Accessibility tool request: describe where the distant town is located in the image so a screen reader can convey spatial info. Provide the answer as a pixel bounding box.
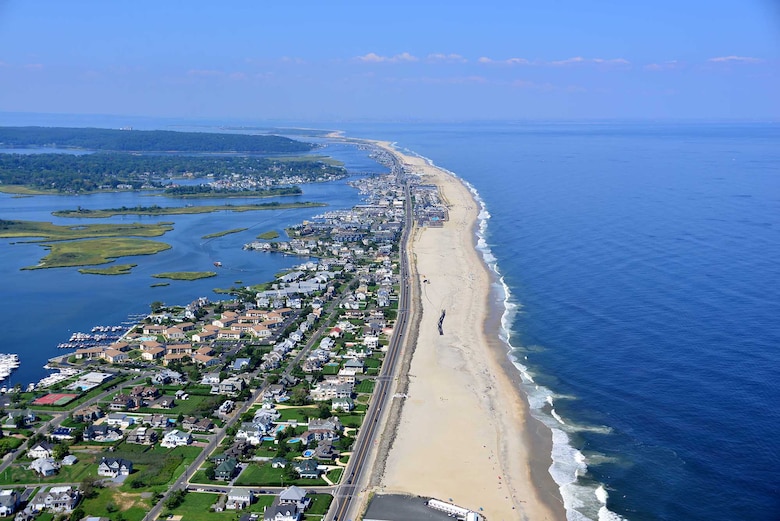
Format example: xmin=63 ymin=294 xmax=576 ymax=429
xmin=0 ymin=143 xmax=456 ymax=521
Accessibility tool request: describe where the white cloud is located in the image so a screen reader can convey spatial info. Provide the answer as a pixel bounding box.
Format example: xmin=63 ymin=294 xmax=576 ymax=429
xmin=550 ymin=57 xmax=630 ymax=67
xmin=708 ymin=55 xmax=763 ymax=64
xmin=427 ymin=53 xmax=467 ymax=63
xmin=644 ymin=60 xmax=683 ymax=72
xmin=478 ymin=56 xmax=531 ymax=65
xmin=23 ymin=63 xmax=44 ymax=70
xmin=355 ymin=52 xmax=419 ymax=63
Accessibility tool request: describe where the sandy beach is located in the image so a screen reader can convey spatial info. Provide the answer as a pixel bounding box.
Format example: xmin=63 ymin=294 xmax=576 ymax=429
xmin=374 ymin=142 xmax=566 ymax=521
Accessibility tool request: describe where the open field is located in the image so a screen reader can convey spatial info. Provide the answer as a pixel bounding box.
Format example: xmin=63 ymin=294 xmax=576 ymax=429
xmin=79 ymin=263 xmax=137 ymax=275
xmin=152 ymin=271 xmax=217 ymax=281
xmin=24 ymin=238 xmax=171 ymax=269
xmin=202 ymin=228 xmax=248 ymax=239
xmin=0 ymin=219 xmax=173 ymax=240
xmin=256 ymin=230 xmax=280 ymax=240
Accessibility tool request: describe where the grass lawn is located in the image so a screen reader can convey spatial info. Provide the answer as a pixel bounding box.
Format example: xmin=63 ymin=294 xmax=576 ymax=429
xmin=163 ymin=492 xmax=276 ymax=521
xmin=233 ymin=463 xmax=327 ymax=487
xmin=79 ymin=486 xmax=150 ymax=521
xmin=354 ymin=380 xmax=375 ymax=394
xmin=135 ymin=393 xmax=220 ymax=415
xmin=277 ymin=405 xmax=317 ymax=422
xmin=0 ymin=461 xmax=98 ymax=485
xmin=306 ymin=493 xmax=334 ymax=517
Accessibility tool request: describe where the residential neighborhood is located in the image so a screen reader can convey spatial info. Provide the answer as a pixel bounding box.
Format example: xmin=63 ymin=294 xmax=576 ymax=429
xmin=0 ymin=153 xmax=439 ymax=521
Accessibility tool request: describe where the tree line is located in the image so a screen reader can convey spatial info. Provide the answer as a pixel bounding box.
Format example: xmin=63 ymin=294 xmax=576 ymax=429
xmin=0 ymin=126 xmax=315 ymax=153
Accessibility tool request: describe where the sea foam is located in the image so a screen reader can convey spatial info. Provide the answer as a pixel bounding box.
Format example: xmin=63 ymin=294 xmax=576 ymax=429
xmin=402 ymin=146 xmax=626 ymax=521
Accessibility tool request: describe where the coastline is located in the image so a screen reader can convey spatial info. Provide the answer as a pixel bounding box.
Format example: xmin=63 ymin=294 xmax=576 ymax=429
xmin=373 ymin=141 xmax=565 ymax=520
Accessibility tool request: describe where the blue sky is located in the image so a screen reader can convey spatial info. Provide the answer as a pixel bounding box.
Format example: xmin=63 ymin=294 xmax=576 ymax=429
xmin=0 ymin=1 xmax=778 ymax=120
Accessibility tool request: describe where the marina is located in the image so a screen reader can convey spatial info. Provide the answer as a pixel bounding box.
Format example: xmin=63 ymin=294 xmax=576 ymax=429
xmin=0 ymin=354 xmax=20 ymax=384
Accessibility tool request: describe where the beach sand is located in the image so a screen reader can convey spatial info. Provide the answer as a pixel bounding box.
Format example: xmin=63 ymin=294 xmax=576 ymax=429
xmin=374 ymin=142 xmax=566 ymax=521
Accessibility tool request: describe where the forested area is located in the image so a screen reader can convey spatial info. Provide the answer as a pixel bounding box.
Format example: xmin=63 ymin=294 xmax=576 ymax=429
xmin=0 ymin=153 xmax=346 ymax=193
xmin=0 ymin=126 xmax=315 ymax=153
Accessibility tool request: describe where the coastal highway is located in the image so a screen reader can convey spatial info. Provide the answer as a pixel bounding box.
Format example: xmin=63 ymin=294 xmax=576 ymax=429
xmin=327 ymin=175 xmax=415 ymax=521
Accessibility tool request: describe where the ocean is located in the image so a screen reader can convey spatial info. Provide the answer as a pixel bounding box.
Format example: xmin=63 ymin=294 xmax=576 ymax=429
xmin=337 ymin=121 xmax=780 ymax=521
xmin=2 ymin=115 xmax=778 ymax=520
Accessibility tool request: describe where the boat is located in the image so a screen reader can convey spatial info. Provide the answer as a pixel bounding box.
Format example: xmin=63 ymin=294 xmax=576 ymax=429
xmin=214 ymin=261 xmax=222 ymax=267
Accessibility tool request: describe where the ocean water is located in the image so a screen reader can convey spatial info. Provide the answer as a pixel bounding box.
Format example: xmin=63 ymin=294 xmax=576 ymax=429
xmin=337 ymin=121 xmax=779 ymax=521
xmin=2 ymin=115 xmax=778 ymax=520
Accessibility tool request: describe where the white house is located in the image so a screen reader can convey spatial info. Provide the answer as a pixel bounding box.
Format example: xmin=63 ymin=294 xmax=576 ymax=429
xmin=27 ymin=441 xmax=54 ymax=460
xmin=161 ymin=429 xmax=192 ymax=448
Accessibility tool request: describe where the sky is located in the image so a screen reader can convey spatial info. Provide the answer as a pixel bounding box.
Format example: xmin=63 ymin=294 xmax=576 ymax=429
xmin=0 ymin=0 xmax=778 ymax=121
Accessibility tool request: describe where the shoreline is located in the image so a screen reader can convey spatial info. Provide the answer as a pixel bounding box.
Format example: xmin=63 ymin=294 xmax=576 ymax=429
xmin=372 ymin=140 xmax=565 ymax=520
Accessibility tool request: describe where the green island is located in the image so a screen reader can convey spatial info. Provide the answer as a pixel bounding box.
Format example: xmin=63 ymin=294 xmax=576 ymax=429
xmin=24 ymin=238 xmax=171 ymax=269
xmin=78 ymin=263 xmax=137 ymax=275
xmin=52 ymin=202 xmax=325 ymax=218
xmin=202 ymin=228 xmax=248 ymax=239
xmin=256 ymin=230 xmax=280 ymax=239
xmin=152 ymin=271 xmax=217 ymax=281
xmin=0 ymin=219 xmax=173 ymax=240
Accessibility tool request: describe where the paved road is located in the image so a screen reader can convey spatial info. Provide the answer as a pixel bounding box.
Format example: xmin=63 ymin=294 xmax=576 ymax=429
xmin=328 ymin=173 xmax=416 ymax=521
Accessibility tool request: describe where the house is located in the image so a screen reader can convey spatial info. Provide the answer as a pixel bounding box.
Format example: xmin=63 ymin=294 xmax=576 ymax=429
xmin=30 ymin=458 xmax=59 ymax=477
xmin=141 ymin=346 xmax=165 ymax=361
xmin=226 ymin=488 xmax=253 ymax=510
xmin=313 ymin=440 xmax=340 ymax=460
xmin=161 ymin=429 xmax=192 ymax=448
xmin=263 ymin=504 xmax=300 ymax=521
xmin=163 ymin=352 xmax=191 ymax=366
xmin=109 ymin=394 xmax=137 ymax=411
xmin=278 ymin=486 xmax=311 ymax=510
xmin=192 ymin=331 xmax=216 ymax=343
xmin=270 ymin=457 xmax=288 ymax=469
xmin=0 ymin=490 xmax=19 ymax=517
xmin=331 ymin=397 xmax=354 ymax=412
xmin=293 ymin=459 xmax=320 ymax=479
xmin=214 ymin=457 xmax=238 ymax=481
xmin=343 ymin=358 xmax=365 ymax=373
xmin=61 ymin=455 xmax=78 ymax=466
xmin=103 ymin=349 xmax=128 ymax=364
xmin=126 ymin=426 xmax=158 ymax=445
xmin=219 ymin=377 xmax=245 ymax=395
xmin=308 ymin=417 xmax=343 ymax=433
xmin=147 ymin=414 xmax=172 ymax=428
xmin=83 ymin=424 xmax=122 ymax=442
xmin=232 ymin=358 xmax=251 ymax=371
xmin=152 ymin=369 xmax=184 ymax=385
xmin=192 ymin=353 xmax=219 ymax=367
xmin=27 ymin=441 xmax=54 ymax=460
xmin=49 ymin=427 xmax=75 ymax=441
xmin=72 ymin=404 xmax=103 ymax=422
xmin=106 ymin=413 xmax=135 ymax=429
xmin=97 ymin=457 xmax=133 ymax=477
xmin=32 ymin=486 xmax=80 ymax=513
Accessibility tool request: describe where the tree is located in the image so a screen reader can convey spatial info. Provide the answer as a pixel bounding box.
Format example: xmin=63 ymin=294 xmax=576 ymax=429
xmin=150 ymin=301 xmax=164 ymax=313
xmin=205 ymin=465 xmax=216 ymax=481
